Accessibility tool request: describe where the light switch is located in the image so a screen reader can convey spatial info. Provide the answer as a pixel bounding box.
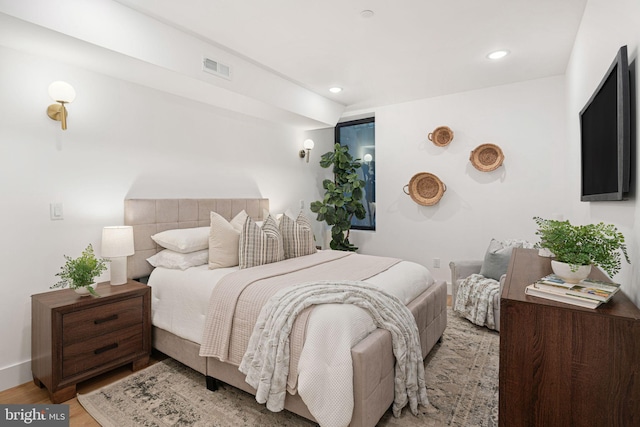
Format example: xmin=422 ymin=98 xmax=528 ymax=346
xmin=50 ymin=203 xmax=63 ymax=220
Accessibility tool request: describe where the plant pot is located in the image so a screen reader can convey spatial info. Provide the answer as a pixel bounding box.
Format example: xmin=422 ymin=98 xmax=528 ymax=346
xmin=551 ymin=260 xmax=591 ymax=284
xmin=73 ymin=283 xmax=95 ymax=297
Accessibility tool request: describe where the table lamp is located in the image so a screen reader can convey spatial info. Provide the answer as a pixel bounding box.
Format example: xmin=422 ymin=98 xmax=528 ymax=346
xmin=101 ymin=226 xmax=135 ymax=285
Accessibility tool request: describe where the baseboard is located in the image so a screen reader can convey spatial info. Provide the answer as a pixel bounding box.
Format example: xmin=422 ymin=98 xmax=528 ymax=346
xmin=0 ymin=360 xmax=31 ymax=392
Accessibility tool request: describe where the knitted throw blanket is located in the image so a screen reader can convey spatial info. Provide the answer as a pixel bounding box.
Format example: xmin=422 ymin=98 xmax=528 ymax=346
xmin=453 ymin=273 xmax=499 ymax=330
xmin=238 ymin=280 xmax=428 ymax=418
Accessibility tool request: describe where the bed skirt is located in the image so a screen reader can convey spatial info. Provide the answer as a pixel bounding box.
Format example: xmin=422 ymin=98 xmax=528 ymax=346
xmin=152 ymin=279 xmax=447 ymax=427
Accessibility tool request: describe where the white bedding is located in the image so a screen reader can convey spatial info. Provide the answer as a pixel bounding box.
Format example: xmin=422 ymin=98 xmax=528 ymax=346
xmin=148 ymin=257 xmax=434 ymax=427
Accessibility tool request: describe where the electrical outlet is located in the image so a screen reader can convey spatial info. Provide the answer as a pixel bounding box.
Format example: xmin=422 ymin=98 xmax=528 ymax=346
xmin=433 ymin=258 xmax=441 ymax=268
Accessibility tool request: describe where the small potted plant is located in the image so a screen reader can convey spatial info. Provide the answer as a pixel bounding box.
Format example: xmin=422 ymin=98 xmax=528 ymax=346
xmin=533 ymin=217 xmax=630 ymax=282
xmin=51 ymin=244 xmax=108 ymax=296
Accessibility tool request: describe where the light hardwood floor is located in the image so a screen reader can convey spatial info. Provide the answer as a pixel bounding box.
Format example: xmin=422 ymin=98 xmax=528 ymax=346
xmin=0 ymin=296 xmax=452 ymax=425
xmin=0 ymin=352 xmax=166 ymax=426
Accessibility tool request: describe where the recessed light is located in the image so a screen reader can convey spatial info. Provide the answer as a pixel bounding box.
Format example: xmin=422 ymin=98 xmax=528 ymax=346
xmin=487 ymin=50 xmax=510 ymax=60
xmin=329 ymin=87 xmax=343 ymax=94
xmin=360 ymin=10 xmax=374 ymax=18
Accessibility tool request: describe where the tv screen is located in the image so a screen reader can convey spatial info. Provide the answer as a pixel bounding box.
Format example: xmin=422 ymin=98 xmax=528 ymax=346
xmin=580 ymin=45 xmax=630 ymax=201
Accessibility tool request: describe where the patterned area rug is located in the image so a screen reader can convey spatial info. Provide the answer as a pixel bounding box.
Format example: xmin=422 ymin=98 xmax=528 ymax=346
xmin=78 ymin=309 xmax=498 ymax=426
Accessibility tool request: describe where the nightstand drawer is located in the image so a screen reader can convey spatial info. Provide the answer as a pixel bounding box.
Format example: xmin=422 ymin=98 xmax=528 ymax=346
xmin=62 ymin=297 xmax=143 ymax=345
xmin=62 ymin=324 xmax=143 ymax=378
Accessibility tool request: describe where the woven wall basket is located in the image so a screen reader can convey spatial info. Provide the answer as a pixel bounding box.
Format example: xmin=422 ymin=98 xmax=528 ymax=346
xmin=403 ymin=172 xmax=446 ymax=206
xmin=470 ymin=143 xmax=504 ymax=172
xmin=428 ymin=126 xmax=454 ymax=147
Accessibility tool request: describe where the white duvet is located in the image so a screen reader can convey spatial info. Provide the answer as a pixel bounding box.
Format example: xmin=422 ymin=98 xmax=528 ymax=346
xmin=148 ymin=259 xmax=433 ymax=427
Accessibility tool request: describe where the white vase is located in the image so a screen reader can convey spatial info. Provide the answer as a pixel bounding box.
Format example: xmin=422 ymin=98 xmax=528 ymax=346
xmin=73 ymin=283 xmax=95 ymax=296
xmin=551 ymin=260 xmax=591 ymax=283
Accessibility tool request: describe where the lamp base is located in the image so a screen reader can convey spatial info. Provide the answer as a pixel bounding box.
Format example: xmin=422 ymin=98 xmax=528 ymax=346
xmin=109 ymin=257 xmax=128 ymax=285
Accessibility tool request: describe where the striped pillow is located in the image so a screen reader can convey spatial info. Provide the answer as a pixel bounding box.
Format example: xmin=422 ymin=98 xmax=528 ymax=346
xmin=239 ymin=215 xmax=285 ymax=269
xmin=280 ymin=212 xmax=317 ymax=259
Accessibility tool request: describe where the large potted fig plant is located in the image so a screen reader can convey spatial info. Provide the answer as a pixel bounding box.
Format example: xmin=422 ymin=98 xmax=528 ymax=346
xmin=533 ymin=217 xmax=629 ymax=282
xmin=311 ymin=143 xmax=366 ymax=251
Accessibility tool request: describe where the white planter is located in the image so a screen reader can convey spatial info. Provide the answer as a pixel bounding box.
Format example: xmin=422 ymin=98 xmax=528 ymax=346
xmin=73 ymin=283 xmax=96 ymax=296
xmin=551 ymin=260 xmax=591 ymax=283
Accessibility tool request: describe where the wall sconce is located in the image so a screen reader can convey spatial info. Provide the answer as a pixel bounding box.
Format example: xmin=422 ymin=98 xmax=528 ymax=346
xmin=46 ymin=81 xmax=76 ymax=130
xmin=299 ymin=139 xmax=315 ymax=163
xmin=101 ymin=226 xmax=135 ymax=285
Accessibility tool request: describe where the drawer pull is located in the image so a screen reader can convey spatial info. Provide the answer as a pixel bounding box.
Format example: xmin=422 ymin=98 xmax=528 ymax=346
xmin=94 ymin=343 xmax=118 ymax=354
xmin=94 ymin=314 xmax=118 ymax=325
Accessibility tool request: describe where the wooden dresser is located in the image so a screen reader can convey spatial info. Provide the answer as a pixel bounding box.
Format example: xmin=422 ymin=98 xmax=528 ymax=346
xmin=499 ymin=248 xmax=640 ymax=426
xmin=31 ymin=280 xmax=151 ymax=403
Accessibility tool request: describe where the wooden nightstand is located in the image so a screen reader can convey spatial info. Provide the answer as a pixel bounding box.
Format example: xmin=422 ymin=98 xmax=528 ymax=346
xmin=31 ymin=280 xmax=151 ymax=403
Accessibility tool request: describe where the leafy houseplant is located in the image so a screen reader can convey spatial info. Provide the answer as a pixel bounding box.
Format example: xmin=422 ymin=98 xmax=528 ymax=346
xmin=51 ymin=244 xmax=108 ymax=296
xmin=310 ymin=143 xmax=367 ymax=251
xmin=533 ymin=217 xmax=630 ymax=278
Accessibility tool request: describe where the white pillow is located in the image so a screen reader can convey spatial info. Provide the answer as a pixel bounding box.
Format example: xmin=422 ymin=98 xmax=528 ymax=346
xmin=151 ymin=227 xmax=210 ymax=253
xmin=147 ymin=249 xmax=209 ymax=270
xmin=208 ymin=210 xmax=247 ymax=269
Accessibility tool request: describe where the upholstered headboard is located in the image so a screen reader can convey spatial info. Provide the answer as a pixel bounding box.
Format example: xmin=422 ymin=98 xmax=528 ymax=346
xmin=124 ymin=198 xmax=269 ymax=279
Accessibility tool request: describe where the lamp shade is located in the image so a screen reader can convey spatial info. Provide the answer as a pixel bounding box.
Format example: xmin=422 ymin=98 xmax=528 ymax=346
xmin=48 ymin=81 xmax=76 ymax=103
xmin=101 ymin=226 xmax=134 ymax=258
xmin=303 ymin=139 xmax=315 ymax=150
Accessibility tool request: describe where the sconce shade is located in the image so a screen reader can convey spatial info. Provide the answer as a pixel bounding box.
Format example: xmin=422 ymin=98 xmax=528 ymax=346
xmin=48 ymin=81 xmax=76 ymax=103
xmin=300 ymin=139 xmax=315 ymax=163
xmin=101 ymin=226 xmax=135 ymax=258
xmin=47 ymin=81 xmax=75 ymax=130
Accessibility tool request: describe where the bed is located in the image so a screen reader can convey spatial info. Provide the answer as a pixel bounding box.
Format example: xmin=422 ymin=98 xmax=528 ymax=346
xmin=124 ymin=198 xmax=447 ymax=427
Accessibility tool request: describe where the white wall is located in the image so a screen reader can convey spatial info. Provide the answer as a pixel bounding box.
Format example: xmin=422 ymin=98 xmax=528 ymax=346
xmin=0 ymin=1 xmax=345 ymax=128
xmin=565 ymin=0 xmax=640 ymax=305
xmin=312 ymin=77 xmax=569 ymax=284
xmin=0 ymin=45 xmax=323 ymax=391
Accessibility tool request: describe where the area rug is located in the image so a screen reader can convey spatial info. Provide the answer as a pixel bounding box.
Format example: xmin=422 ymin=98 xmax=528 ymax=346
xmin=78 ymin=309 xmax=498 ymax=426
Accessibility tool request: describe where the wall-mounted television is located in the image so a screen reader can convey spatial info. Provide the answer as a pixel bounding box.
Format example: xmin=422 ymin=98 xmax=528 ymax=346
xmin=580 ymin=45 xmax=631 ymax=201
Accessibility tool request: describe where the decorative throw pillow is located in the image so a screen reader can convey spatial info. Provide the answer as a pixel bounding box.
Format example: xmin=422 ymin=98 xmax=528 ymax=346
xmin=239 ymin=215 xmax=285 ymax=269
xmin=280 ymin=211 xmax=316 ymax=259
xmin=151 ymin=226 xmax=210 ymax=253
xmin=479 ymin=238 xmax=533 ymax=281
xmin=208 ymin=210 xmax=247 ymax=269
xmin=147 ymin=249 xmax=209 ymax=270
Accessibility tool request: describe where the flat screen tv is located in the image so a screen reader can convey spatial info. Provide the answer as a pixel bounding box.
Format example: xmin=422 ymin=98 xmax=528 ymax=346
xmin=580 ymin=45 xmax=631 ymax=201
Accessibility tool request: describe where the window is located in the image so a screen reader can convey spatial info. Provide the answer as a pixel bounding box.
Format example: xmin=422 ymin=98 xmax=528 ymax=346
xmin=335 ymin=117 xmax=376 ymax=230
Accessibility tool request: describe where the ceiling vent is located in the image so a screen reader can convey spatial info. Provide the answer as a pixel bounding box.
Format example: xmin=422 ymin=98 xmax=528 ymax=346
xmin=202 ymin=57 xmax=231 ymax=80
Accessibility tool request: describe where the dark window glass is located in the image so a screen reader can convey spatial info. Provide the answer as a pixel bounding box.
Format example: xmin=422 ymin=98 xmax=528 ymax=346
xmin=335 ymin=118 xmax=376 ymax=230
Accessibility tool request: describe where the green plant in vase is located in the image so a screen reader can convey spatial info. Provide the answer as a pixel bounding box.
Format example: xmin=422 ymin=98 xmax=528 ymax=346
xmin=51 ymin=244 xmax=108 ymax=296
xmin=311 ymin=143 xmax=367 ymax=251
xmin=533 ymin=216 xmax=629 ymax=280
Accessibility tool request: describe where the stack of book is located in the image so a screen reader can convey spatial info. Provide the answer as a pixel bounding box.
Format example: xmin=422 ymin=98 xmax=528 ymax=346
xmin=525 ymin=274 xmax=620 ymax=309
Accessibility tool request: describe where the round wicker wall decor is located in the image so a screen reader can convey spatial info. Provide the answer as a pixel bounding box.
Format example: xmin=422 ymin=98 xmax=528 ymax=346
xmin=428 ymin=126 xmax=454 ymax=147
xmin=403 ymin=172 xmax=446 ymax=206
xmin=470 ymin=143 xmax=504 ymax=172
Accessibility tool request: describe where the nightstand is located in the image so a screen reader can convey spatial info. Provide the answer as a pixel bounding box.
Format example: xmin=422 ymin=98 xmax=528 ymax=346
xmin=31 ymin=280 xmax=151 ymax=403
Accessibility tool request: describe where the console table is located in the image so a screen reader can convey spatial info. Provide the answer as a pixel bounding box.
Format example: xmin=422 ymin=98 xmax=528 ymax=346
xmin=499 ymin=248 xmax=640 ymax=427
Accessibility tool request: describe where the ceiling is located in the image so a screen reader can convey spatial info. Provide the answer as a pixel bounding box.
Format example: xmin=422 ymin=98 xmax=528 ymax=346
xmin=114 ymin=0 xmax=587 ymax=112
